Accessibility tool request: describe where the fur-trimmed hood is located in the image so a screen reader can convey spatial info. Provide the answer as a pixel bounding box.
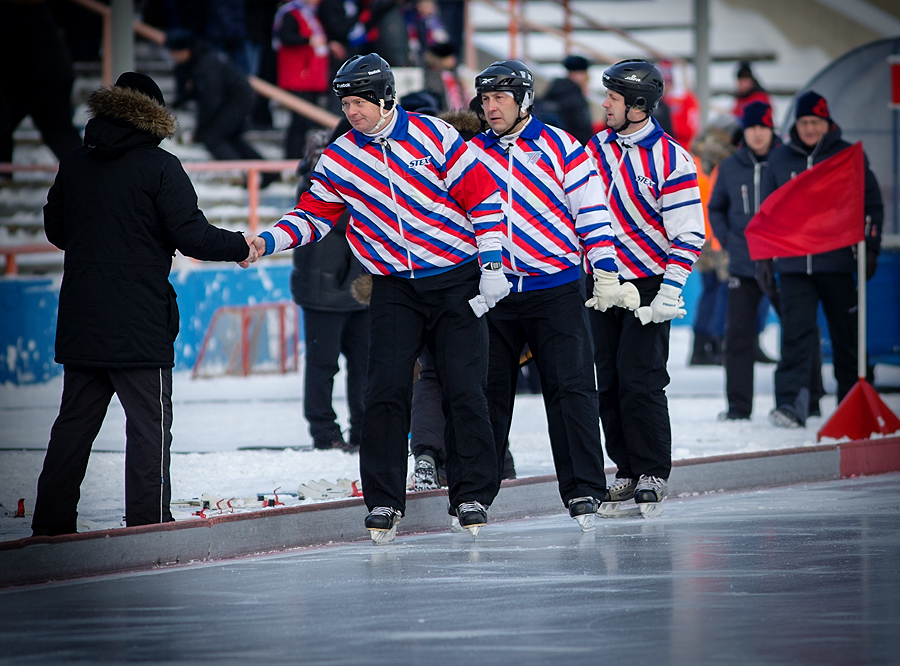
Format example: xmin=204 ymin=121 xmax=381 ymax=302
xmin=86 ymin=85 xmax=177 ymax=141
xmin=439 ymin=109 xmax=485 ymax=141
xmin=82 ymin=85 xmax=177 ymax=160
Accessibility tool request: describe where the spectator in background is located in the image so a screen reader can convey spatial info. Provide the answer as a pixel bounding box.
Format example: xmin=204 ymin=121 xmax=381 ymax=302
xmin=422 ymin=42 xmax=466 ymax=111
xmin=318 ymin=0 xmax=356 ymax=114
xmin=166 ymin=29 xmax=278 ymax=188
xmin=656 ymin=59 xmax=700 ymax=148
xmin=732 ymin=61 xmax=770 ymax=121
xmin=0 ymin=1 xmax=82 ymax=168
xmin=291 ymin=123 xmax=368 ymax=453
xmin=405 ymin=0 xmax=450 ymax=66
xmin=764 ymin=91 xmax=882 ymax=428
xmin=348 ymin=0 xmax=410 ymax=66
xmin=32 ymin=73 xmax=253 ymax=537
xmin=274 ymin=0 xmax=332 ymax=159
xmin=202 ymin=0 xmax=249 ymax=73
xmin=708 ymin=101 xmax=781 ymax=420
xmin=245 ymin=0 xmax=280 ymax=129
xmin=536 ymin=55 xmax=593 ymax=145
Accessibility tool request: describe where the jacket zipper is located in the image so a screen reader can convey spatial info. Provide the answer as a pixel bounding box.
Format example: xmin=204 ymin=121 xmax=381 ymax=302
xmin=741 ymin=184 xmax=749 ymax=215
xmin=505 ymin=142 xmax=517 ymax=274
xmin=380 ymin=138 xmax=413 ymax=276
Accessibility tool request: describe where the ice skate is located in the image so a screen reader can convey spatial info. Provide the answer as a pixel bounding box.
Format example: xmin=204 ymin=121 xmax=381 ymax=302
xmin=634 ymin=475 xmax=668 ymax=519
xmin=455 ymin=501 xmax=487 ymax=539
xmin=364 ymin=507 xmax=401 ymax=545
xmin=597 ymin=477 xmax=641 ymax=518
xmin=412 ymin=454 xmax=440 ymax=491
xmin=567 ymin=497 xmax=599 ymax=532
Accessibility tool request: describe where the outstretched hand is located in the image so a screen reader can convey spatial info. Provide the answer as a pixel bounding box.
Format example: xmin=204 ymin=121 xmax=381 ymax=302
xmin=238 ymin=236 xmax=262 ymax=269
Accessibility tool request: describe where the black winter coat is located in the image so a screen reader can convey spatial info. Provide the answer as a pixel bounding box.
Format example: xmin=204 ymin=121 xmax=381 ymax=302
xmin=708 ymin=140 xmax=780 ymax=279
xmin=44 ymin=84 xmax=250 ymax=368
xmin=762 ymin=123 xmax=883 ymax=275
xmin=537 ymin=77 xmax=593 ymax=146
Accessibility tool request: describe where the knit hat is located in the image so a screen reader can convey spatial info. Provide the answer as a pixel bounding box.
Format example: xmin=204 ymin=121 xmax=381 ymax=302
xmin=563 ymin=55 xmax=590 ymax=72
xmin=742 ymin=101 xmax=773 ymax=129
xmin=736 ymin=60 xmax=753 ymax=80
xmin=114 ymin=72 xmax=165 ymax=107
xmin=795 ymin=90 xmax=831 ymax=123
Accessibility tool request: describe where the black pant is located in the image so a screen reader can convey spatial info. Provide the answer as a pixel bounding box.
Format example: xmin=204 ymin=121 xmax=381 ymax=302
xmin=775 ymin=272 xmax=859 ymax=423
xmin=723 ymin=276 xmax=763 ymax=418
xmin=360 ymin=260 xmax=499 ymax=514
xmin=32 ymin=366 xmax=174 ymax=534
xmin=589 ymin=275 xmax=672 ymax=480
xmin=410 ymin=346 xmax=516 ymax=480
xmin=486 ymin=278 xmax=606 ymax=504
xmin=302 ymin=308 xmax=369 ymax=447
xmin=196 ymin=90 xmax=263 ymax=163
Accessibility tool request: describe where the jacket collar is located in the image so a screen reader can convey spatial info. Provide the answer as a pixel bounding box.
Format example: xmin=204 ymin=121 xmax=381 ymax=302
xmin=350 ymin=106 xmax=409 ymax=147
xmin=480 ymin=114 xmax=542 ymax=149
xmin=603 ymin=116 xmax=664 ymax=148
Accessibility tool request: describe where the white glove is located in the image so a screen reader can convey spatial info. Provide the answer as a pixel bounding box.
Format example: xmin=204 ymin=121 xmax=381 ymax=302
xmin=479 ymin=264 xmax=510 ymax=308
xmin=584 ymin=270 xmax=623 ymax=311
xmin=617 ymin=282 xmax=640 ymax=309
xmin=468 ymin=295 xmax=489 ymax=317
xmin=647 ymin=283 xmax=686 ymax=324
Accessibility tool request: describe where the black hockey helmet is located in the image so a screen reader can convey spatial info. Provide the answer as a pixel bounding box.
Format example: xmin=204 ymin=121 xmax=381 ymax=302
xmin=332 ymin=53 xmax=395 ymax=109
xmin=475 ymin=60 xmax=535 ymax=110
xmin=602 ymin=59 xmax=664 ymax=112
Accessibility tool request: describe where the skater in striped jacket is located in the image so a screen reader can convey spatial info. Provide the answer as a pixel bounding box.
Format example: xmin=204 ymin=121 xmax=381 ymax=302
xmin=585 ymin=59 xmax=705 ymax=518
xmin=249 ymin=54 xmax=507 ymax=542
xmin=469 ymin=60 xmax=635 ymax=532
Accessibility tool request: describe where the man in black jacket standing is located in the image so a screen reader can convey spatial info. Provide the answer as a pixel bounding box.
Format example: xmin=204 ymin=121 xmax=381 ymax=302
xmin=764 ymin=91 xmax=883 ymax=429
xmin=538 ymin=55 xmax=593 ymax=145
xmin=32 ymin=73 xmax=253 ymax=537
xmin=709 ymin=101 xmax=779 ymax=421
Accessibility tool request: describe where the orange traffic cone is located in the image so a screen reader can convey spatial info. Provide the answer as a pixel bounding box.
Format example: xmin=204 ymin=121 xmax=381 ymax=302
xmin=817 ymin=379 xmax=900 ymax=442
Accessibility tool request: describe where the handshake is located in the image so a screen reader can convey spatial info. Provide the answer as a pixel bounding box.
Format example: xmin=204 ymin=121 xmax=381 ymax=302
xmin=238 ymin=235 xmax=267 ymax=269
xmin=585 ymin=271 xmax=686 ymax=325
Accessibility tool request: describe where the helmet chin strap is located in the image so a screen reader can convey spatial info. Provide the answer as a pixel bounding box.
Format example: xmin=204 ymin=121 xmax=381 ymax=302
xmin=371 ymin=99 xmax=391 ymax=133
xmin=612 ymin=105 xmax=649 ymax=136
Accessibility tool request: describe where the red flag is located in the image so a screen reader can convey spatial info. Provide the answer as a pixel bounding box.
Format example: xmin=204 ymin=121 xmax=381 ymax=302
xmin=745 ymin=142 xmax=865 ymax=260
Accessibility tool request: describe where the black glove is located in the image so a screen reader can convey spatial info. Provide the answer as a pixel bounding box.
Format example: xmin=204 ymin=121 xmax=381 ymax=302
xmin=755 ymin=259 xmax=780 ymax=314
xmin=866 ymin=249 xmax=878 ymax=281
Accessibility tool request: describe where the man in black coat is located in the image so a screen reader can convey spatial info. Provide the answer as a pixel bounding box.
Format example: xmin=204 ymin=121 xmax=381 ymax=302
xmin=709 ymin=101 xmax=781 ymax=421
xmin=32 ymin=73 xmax=253 ymax=537
xmin=763 ymin=91 xmax=883 ymax=429
xmin=536 ymin=55 xmax=593 ymax=145
xmin=166 ymin=29 xmax=276 ymax=186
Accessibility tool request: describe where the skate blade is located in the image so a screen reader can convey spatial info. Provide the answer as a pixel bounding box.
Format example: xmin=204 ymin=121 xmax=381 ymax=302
xmin=450 ymin=517 xmax=464 ymax=533
xmin=637 ymin=501 xmax=664 ymax=519
xmin=465 ymin=524 xmax=483 ymax=539
xmin=574 ymin=513 xmax=596 ymax=532
xmin=368 ymin=525 xmax=398 ymax=545
xmin=597 ymin=501 xmax=642 ymax=518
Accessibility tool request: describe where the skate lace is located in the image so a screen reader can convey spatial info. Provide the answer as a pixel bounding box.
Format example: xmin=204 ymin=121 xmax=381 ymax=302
xmin=414 ymin=459 xmax=437 ymax=481
xmin=456 ymin=501 xmax=486 ymax=515
xmin=638 ymin=475 xmax=665 ymax=490
xmin=609 ymin=478 xmax=636 ymax=493
xmin=370 ymin=506 xmax=399 ymax=519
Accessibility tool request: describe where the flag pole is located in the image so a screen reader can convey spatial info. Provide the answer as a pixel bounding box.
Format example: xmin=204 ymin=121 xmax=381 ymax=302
xmin=858 ymin=239 xmax=865 ymax=381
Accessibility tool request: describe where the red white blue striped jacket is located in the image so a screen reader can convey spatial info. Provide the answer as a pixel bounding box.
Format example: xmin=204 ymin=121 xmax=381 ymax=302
xmin=259 ymin=107 xmax=504 ymax=277
xmin=469 ymin=117 xmax=617 ymax=292
xmin=586 ymin=118 xmax=704 ymax=288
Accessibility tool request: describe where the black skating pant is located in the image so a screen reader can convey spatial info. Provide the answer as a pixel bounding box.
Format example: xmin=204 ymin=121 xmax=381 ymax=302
xmin=32 ymin=366 xmax=174 ymax=535
xmin=486 ymin=277 xmax=606 ymax=505
xmin=360 ymin=260 xmax=499 ymax=514
xmin=723 ymin=276 xmax=763 ymax=418
xmin=302 ymin=307 xmax=369 ymax=447
xmin=775 ymin=272 xmax=860 ymax=424
xmin=589 ymin=275 xmax=672 ymax=480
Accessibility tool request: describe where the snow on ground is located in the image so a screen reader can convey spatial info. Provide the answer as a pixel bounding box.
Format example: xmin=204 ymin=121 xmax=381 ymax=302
xmin=1 ymin=326 xmax=898 ymax=542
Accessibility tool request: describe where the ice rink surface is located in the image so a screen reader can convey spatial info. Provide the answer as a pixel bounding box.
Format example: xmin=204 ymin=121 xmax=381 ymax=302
xmin=2 ymin=473 xmax=898 ymax=666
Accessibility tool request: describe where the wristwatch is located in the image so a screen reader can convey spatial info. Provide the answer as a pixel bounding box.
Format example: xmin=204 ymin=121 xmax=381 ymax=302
xmin=484 ymin=261 xmax=503 ymax=271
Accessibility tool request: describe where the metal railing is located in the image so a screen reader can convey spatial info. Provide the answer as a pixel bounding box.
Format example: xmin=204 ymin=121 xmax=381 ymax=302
xmin=0 ymin=160 xmax=298 ymax=275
